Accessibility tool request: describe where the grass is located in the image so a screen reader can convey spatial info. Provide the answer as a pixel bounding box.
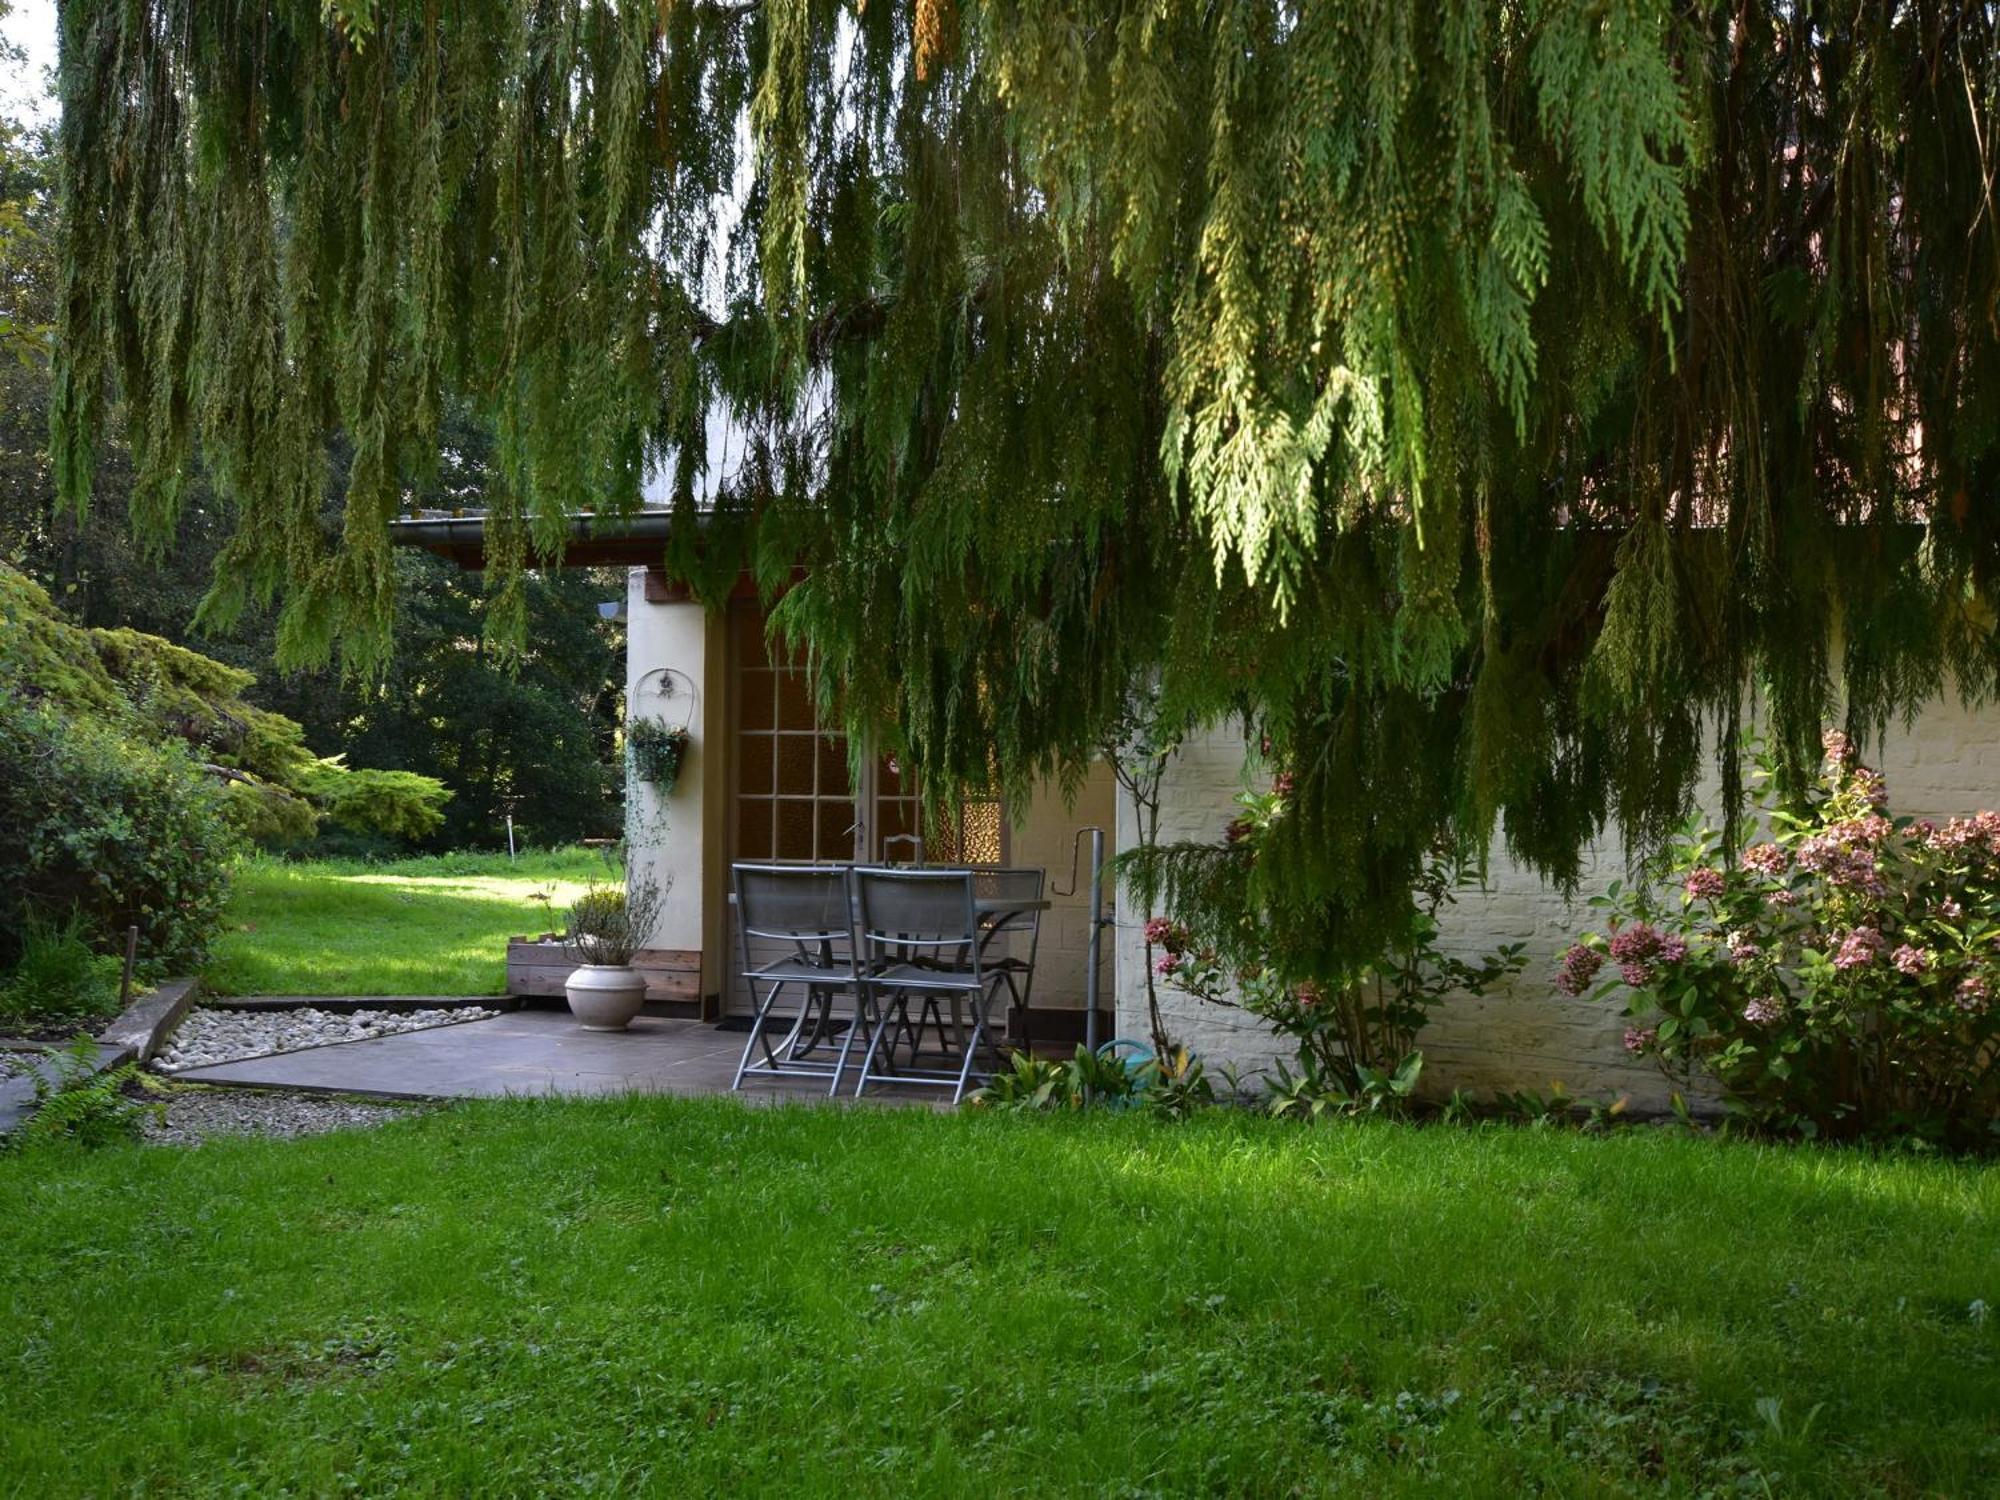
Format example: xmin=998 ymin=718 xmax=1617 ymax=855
xmin=202 ymin=847 xmax=611 ymax=996
xmin=2 ymin=1100 xmax=1995 ymax=1496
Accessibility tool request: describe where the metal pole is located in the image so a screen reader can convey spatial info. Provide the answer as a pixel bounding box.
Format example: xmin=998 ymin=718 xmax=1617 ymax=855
xmin=1084 ymin=826 xmax=1105 ymax=1054
xmin=507 ymin=813 xmax=517 ymax=861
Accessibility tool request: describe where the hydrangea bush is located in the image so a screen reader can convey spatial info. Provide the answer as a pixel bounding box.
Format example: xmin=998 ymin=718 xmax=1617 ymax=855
xmin=1562 ymin=731 xmax=2000 ymax=1145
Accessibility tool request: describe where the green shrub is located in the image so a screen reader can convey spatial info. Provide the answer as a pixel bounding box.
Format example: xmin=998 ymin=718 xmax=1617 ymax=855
xmin=0 ymin=914 xmax=125 ymax=1024
xmin=0 ymin=695 xmax=240 ymax=970
xmin=298 ymin=761 xmax=452 ymax=842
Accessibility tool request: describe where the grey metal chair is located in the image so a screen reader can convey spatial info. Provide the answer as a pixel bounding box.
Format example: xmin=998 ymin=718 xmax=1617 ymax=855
xmin=971 ymin=866 xmax=1046 ymax=1051
xmin=730 ymin=864 xmax=866 ymax=1097
xmin=850 ymin=867 xmax=1003 ymax=1103
xmin=902 ymin=865 xmax=1046 ymax=1060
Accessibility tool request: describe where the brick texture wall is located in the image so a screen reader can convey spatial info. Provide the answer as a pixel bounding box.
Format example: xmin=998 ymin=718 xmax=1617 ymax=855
xmin=1115 ymin=700 xmax=2000 ymax=1108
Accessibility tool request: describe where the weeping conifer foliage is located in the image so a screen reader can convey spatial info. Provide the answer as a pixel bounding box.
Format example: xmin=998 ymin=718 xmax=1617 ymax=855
xmin=51 ymin=1 xmax=2000 ymax=966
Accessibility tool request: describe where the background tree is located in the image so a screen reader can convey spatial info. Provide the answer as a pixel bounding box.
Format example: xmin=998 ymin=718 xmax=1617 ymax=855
xmin=0 ymin=110 xmax=624 ymax=852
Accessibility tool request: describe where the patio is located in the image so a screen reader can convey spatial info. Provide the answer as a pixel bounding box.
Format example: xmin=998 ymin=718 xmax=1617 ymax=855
xmin=171 ymin=1007 xmax=948 ymax=1106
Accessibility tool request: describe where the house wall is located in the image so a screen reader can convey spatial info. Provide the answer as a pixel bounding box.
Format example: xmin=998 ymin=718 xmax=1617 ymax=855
xmin=624 ymin=571 xmax=727 ymax=996
xmin=1115 ymin=699 xmax=2000 ymax=1108
xmin=1009 ymin=762 xmax=1118 ymax=1020
xmin=624 ymin=573 xmax=1119 ymax=1022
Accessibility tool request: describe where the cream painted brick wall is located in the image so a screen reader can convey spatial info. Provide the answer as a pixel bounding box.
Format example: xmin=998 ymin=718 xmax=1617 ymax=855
xmin=1010 ymin=761 xmax=1117 ymax=1011
xmin=1116 ymin=700 xmax=2000 ymax=1107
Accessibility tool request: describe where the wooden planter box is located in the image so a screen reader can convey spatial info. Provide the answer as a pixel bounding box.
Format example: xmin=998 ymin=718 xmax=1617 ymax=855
xmin=505 ymin=938 xmax=709 ymax=1019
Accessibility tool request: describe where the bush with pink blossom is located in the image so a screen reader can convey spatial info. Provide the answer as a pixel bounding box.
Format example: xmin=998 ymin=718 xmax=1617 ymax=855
xmin=1563 ymin=731 xmax=2000 ymax=1145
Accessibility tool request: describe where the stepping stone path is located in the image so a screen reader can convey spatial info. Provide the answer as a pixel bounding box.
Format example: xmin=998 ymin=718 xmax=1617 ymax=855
xmin=155 ymin=1005 xmax=501 ymax=1073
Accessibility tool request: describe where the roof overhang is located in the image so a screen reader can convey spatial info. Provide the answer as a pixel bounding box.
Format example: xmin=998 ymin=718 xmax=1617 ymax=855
xmin=388 ymin=510 xmax=688 ymax=570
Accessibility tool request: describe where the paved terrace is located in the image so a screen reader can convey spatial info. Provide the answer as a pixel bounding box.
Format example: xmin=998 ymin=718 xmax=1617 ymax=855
xmin=172 ymin=1008 xmax=947 ymax=1106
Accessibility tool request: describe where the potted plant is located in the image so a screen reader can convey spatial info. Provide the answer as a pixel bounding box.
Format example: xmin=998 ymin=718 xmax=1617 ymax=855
xmin=628 ymin=718 xmax=691 ymax=792
xmin=561 ymin=869 xmax=668 ymax=1031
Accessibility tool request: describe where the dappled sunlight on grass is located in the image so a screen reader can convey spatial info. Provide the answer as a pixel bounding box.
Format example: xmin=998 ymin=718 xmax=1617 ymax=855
xmin=1 ymin=1099 xmax=1994 ymax=1493
xmin=204 ymin=851 xmax=601 ymax=995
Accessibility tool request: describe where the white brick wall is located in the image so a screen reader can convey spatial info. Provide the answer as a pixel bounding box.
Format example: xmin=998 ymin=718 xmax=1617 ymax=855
xmin=1115 ymin=699 xmax=2000 ymax=1108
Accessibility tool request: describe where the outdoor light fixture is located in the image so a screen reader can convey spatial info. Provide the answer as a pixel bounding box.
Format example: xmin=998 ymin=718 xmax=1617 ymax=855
xmin=597 ymin=600 xmax=626 ymax=622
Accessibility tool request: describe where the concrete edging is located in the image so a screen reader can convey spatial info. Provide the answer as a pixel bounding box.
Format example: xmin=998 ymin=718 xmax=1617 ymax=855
xmin=97 ymin=976 xmax=201 ymax=1065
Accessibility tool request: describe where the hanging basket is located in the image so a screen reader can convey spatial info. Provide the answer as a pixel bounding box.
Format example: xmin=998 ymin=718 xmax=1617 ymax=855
xmin=628 ymin=717 xmax=691 ymax=792
xmin=629 ymin=667 xmax=696 ymax=793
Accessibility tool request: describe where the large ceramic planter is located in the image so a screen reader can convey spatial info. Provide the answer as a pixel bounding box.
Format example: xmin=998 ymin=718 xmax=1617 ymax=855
xmin=564 ymin=964 xmax=647 ymax=1031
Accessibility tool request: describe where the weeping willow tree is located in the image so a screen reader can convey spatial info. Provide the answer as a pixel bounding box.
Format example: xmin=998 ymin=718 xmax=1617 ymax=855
xmin=50 ymin=0 xmax=2000 ymax=967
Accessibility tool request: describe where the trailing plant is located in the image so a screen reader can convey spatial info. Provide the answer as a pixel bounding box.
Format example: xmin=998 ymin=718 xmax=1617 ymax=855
xmin=561 ymin=869 xmax=669 ymax=969
xmin=1562 ymin=731 xmax=2000 ymax=1146
xmin=626 ymin=719 xmax=691 ymax=792
xmin=1133 ymin=779 xmax=1526 ymax=1097
xmin=3 ymin=1038 xmax=162 ymax=1149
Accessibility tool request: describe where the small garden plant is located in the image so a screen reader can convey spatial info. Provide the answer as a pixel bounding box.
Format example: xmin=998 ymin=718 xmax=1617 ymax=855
xmin=1562 ymin=729 xmax=2000 ymax=1146
xmin=1136 ymin=778 xmax=1526 ymax=1114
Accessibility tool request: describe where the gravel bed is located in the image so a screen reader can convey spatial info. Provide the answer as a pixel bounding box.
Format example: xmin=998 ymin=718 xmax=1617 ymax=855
xmin=142 ymin=1087 xmax=424 ymax=1146
xmin=155 ymin=1004 xmax=501 ymax=1073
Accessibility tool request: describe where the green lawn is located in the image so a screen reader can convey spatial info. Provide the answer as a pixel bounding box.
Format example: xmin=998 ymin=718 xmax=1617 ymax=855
xmin=2 ymin=1101 xmax=1995 ymax=1496
xmin=202 ymin=848 xmax=610 ymax=996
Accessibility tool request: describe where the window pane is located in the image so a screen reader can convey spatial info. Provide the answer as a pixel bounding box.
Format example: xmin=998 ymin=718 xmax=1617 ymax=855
xmin=961 ymin=800 xmax=1004 ymax=865
xmin=817 ymin=736 xmax=849 ymax=795
xmin=737 ymin=733 xmax=774 ymax=797
xmin=737 ymin=799 xmax=772 ymax=861
xmin=817 ymin=799 xmax=856 ymax=862
xmin=776 ymin=735 xmax=815 ymax=796
xmin=777 ymin=670 xmax=818 ymax=731
xmin=775 ymin=799 xmax=816 ymax=861
xmin=740 ymin=670 xmax=777 ymax=731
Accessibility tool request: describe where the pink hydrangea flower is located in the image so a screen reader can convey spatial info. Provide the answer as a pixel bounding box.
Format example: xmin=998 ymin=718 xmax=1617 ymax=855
xmin=1823 ymin=728 xmax=1855 ymax=766
xmin=1741 ymin=843 xmax=1788 ymax=876
xmin=1743 ymin=995 xmax=1785 ymax=1026
xmin=1833 ymin=927 xmax=1884 ymax=970
xmin=1937 ymin=897 xmax=1965 ymax=921
xmin=1555 ymin=943 xmax=1605 ymax=997
xmin=1892 ymin=944 xmax=1929 ymax=976
xmin=1154 ymin=952 xmax=1182 ymax=978
xmin=1622 ymin=1026 xmax=1656 ymax=1055
xmin=1684 ymin=867 xmax=1727 ymax=901
xmin=1608 ymin=923 xmax=1663 ymax=963
xmin=1726 ymin=930 xmax=1761 ymax=963
xmin=1657 ymin=936 xmax=1689 ymax=964
xmin=1956 ymin=975 xmax=1991 ymax=1014
xmin=1143 ymin=916 xmax=1178 ymax=948
xmin=1768 ymin=889 xmax=1798 ymax=907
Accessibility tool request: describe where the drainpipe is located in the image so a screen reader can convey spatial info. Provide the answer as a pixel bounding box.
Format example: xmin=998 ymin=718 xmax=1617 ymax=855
xmin=1084 ymin=826 xmax=1106 ymax=1055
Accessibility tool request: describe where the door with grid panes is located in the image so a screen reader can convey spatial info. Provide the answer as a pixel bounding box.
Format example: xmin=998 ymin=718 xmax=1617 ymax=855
xmin=723 ymin=606 xmax=1005 ymax=1014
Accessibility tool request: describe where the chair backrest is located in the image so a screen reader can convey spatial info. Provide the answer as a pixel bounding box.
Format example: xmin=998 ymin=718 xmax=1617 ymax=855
xmin=967 ymin=866 xmax=1044 ymax=909
xmin=852 ymin=867 xmax=981 ymax=973
xmin=734 ymin=864 xmax=856 ymax=952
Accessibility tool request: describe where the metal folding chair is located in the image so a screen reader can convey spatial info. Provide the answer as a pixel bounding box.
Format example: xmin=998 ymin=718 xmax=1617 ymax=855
xmin=730 ymin=864 xmax=865 ymax=1097
xmin=850 ymin=867 xmax=1003 ymax=1104
xmin=971 ymin=866 xmax=1045 ymax=1052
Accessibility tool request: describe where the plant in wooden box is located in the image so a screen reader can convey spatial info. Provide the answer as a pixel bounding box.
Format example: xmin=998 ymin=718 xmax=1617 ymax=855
xmin=561 ymin=869 xmax=668 ymax=1032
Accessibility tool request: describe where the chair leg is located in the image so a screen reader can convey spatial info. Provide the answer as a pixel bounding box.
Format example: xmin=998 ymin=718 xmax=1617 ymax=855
xmin=731 ymin=980 xmax=787 ymax=1090
xmin=854 ymin=990 xmax=899 ymax=1098
xmin=951 ymin=1002 xmax=991 ymax=1106
xmin=828 ymin=989 xmax=872 ymax=1097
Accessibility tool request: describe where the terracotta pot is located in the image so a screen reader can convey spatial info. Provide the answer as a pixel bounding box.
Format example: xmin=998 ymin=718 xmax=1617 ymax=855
xmin=564 ymin=964 xmax=647 ymax=1031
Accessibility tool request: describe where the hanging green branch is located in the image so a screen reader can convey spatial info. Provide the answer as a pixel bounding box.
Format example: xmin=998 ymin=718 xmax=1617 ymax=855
xmin=48 ymin=1 xmax=2000 ymax=967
